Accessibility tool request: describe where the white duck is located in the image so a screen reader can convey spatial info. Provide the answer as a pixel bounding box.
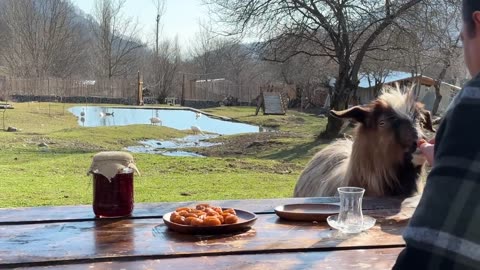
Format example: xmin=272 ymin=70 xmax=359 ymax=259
xmin=150 ymin=117 xmax=162 ymax=126
xmin=191 ymin=125 xmax=204 ymax=135
xmin=100 ymin=111 xmax=114 ymax=117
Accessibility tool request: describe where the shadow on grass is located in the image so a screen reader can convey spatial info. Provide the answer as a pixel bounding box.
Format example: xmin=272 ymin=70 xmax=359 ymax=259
xmin=261 ymin=138 xmax=333 ymax=162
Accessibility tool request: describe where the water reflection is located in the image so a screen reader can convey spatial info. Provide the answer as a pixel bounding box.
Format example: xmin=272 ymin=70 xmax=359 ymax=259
xmin=124 ymin=134 xmax=220 ymax=157
xmin=69 ymin=106 xmax=264 ymax=135
xmin=93 ymin=219 xmax=135 ymax=255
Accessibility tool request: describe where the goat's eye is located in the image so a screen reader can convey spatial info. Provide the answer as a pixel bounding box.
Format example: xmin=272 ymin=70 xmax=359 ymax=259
xmin=379 ymin=120 xmax=386 ymax=127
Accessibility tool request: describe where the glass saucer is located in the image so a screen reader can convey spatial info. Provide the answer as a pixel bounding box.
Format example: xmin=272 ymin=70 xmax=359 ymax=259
xmin=326 ymin=215 xmax=376 ymax=234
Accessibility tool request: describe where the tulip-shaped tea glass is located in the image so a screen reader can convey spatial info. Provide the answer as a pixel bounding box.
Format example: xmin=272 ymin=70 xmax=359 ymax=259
xmin=326 ymin=187 xmax=375 ymax=233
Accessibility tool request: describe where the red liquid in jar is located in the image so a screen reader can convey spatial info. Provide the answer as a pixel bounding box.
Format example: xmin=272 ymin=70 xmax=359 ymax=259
xmin=93 ymin=171 xmax=134 ymax=218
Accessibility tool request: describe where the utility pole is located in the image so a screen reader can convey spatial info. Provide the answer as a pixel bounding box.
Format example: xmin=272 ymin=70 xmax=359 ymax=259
xmin=155 ymin=14 xmax=160 ymax=57
xmin=153 ymin=0 xmax=164 ymax=100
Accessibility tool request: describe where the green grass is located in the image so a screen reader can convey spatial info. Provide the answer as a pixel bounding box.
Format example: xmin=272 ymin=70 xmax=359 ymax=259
xmin=203 ymin=106 xmax=326 ymax=136
xmin=0 ymin=102 xmax=328 ymax=208
xmin=0 ymin=152 xmax=298 ymax=206
xmin=201 ymin=106 xmax=330 ymax=164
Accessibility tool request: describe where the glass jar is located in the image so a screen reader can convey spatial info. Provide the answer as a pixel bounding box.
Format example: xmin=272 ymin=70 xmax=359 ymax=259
xmin=88 ymin=151 xmax=140 ymax=218
xmin=93 ymin=168 xmax=134 ymax=218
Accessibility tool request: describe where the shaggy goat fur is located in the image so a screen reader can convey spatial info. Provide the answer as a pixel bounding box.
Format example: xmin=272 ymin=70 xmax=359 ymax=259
xmin=294 ymin=86 xmax=434 ymax=198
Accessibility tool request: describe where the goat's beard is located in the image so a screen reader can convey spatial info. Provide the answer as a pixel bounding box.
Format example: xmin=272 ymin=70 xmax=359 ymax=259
xmin=411 ymin=149 xmax=427 ymax=166
xmin=411 ymin=125 xmax=428 ymax=167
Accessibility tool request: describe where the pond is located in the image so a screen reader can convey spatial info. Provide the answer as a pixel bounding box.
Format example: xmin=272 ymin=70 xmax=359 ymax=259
xmin=68 ymin=106 xmax=269 ymax=157
xmin=69 ymin=106 xmax=262 ymax=135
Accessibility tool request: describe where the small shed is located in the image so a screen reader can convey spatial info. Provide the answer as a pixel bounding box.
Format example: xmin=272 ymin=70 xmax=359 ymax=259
xmin=357 ymin=71 xmax=461 ymax=115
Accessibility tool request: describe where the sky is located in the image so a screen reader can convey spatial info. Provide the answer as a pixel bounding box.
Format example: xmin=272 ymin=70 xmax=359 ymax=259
xmin=73 ymin=0 xmax=210 ymax=52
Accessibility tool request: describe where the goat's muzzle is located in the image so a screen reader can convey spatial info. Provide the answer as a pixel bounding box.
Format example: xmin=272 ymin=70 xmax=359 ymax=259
xmin=395 ymin=119 xmax=418 ymax=154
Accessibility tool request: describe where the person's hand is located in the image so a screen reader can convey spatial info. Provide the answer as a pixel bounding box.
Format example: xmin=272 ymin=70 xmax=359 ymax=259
xmin=418 ymin=139 xmax=435 ymax=166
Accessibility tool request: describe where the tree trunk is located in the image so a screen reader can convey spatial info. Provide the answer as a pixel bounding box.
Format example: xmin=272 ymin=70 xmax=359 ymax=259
xmin=157 ymin=91 xmax=167 ymax=104
xmin=432 ymin=37 xmax=460 ymax=115
xmin=373 ymin=80 xmax=383 ymax=99
xmin=319 ymin=85 xmax=351 ymax=139
xmin=321 ymin=114 xmax=345 ymax=139
xmin=319 ymin=67 xmax=357 ymax=139
xmin=431 ymin=85 xmax=443 ymax=116
xmin=432 ymin=60 xmax=450 ymax=115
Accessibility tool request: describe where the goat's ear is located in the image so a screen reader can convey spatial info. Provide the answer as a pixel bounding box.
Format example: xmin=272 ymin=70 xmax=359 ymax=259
xmin=330 ymin=106 xmax=371 ymax=123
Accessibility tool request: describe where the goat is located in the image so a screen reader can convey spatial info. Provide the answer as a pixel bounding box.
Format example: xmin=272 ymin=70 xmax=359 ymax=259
xmin=294 ymin=85 xmax=435 ymax=198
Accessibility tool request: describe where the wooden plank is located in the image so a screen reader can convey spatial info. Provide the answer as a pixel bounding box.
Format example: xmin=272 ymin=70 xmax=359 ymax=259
xmin=0 ymin=197 xmax=405 ymax=225
xmin=0 ymin=212 xmax=409 ymax=267
xmin=18 ymin=248 xmax=403 ymax=270
xmin=263 ymin=92 xmax=285 ymax=115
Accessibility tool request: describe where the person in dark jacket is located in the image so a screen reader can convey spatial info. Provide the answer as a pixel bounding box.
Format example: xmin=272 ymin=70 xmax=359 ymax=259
xmin=393 ymin=1 xmax=480 ymax=269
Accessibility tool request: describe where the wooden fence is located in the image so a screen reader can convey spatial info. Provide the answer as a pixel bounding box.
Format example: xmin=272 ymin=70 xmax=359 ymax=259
xmin=182 ymin=78 xmax=295 ymax=104
xmin=183 ymin=78 xmax=250 ymax=102
xmin=0 ymin=76 xmax=297 ymax=106
xmin=0 ymin=76 xmax=137 ymax=100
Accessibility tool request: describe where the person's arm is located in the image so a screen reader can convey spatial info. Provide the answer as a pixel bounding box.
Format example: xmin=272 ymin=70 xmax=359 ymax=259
xmin=393 ymin=98 xmax=480 ymax=269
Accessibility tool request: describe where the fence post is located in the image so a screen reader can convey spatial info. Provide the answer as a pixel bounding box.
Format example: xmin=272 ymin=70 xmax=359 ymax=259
xmin=48 ymin=78 xmax=51 ymax=116
xmin=181 ymin=73 xmax=185 ymax=106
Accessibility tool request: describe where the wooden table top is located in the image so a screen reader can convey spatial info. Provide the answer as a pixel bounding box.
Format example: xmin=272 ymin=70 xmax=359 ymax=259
xmin=0 ymin=197 xmax=416 ymax=270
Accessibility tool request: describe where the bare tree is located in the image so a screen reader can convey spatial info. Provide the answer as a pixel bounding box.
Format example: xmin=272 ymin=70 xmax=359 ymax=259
xmin=0 ymin=0 xmax=86 ymax=78
xmin=189 ymin=21 xmax=265 ymax=103
xmin=216 ymin=39 xmax=259 ymax=99
xmin=394 ymin=28 xmax=435 ymax=92
xmin=189 ymin=21 xmax=224 ymax=79
xmin=206 ymin=0 xmax=422 ymax=139
xmin=427 ymin=0 xmax=462 ymax=115
xmin=274 ymin=53 xmax=335 ymax=108
xmin=145 ymin=0 xmax=181 ymax=103
xmin=152 ymin=0 xmax=166 ymax=57
xmin=154 ymin=37 xmax=181 ymax=103
xmin=386 ymin=0 xmax=462 ymax=114
xmin=91 ymin=0 xmax=143 ymax=78
xmin=358 ymin=20 xmax=416 ymax=99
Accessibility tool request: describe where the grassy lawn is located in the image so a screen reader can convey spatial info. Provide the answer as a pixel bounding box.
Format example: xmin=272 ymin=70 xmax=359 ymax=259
xmin=0 ymin=102 xmax=329 ymax=208
xmin=201 ymin=106 xmax=330 ymax=163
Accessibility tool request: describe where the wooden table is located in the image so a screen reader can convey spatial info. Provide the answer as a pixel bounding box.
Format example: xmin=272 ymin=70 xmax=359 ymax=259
xmin=0 ymin=197 xmax=417 ymax=269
